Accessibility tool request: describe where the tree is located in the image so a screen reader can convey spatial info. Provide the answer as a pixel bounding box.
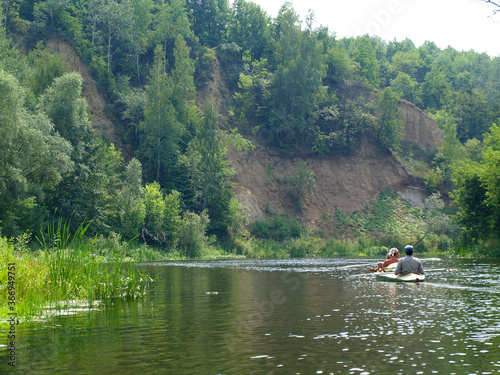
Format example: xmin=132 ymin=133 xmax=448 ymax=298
xmin=152 ymin=0 xmax=193 ymax=63
xmin=185 ymin=0 xmax=229 ymax=47
xmin=269 ymin=5 xmax=326 ymax=148
xmin=171 ymin=34 xmax=196 ymax=126
xmin=138 ymin=45 xmax=182 ymax=186
xmin=480 ymin=124 xmax=500 ymax=235
xmin=390 ymin=72 xmax=418 ymax=103
xmin=420 ymin=67 xmax=451 ymax=109
xmin=100 ymin=0 xmax=134 ymax=73
xmin=228 ymin=0 xmax=270 ymax=60
xmin=129 ymin=0 xmax=153 ymax=85
xmin=454 ymin=88 xmax=488 ymax=142
xmin=376 ymin=87 xmax=403 ymax=153
xmin=28 ymin=44 xmax=69 ymax=97
xmin=184 ymin=101 xmax=235 ymax=236
xmin=142 ymin=182 xmax=182 ymax=247
xmin=451 ymin=162 xmax=491 ymax=245
xmin=451 ymin=124 xmax=500 ymax=249
xmin=312 ymin=99 xmax=373 ymax=156
xmin=0 ymin=69 xmax=73 ymax=236
xmin=40 ymin=72 xmax=92 ymax=157
xmin=120 ymin=87 xmax=146 ymax=149
xmin=324 ymin=41 xmax=354 ymax=87
xmin=33 ymin=0 xmax=70 ymax=29
xmin=120 ymin=158 xmax=145 ymax=240
xmin=352 ymin=35 xmax=380 ymax=88
xmin=177 ymin=210 xmax=210 ymax=257
xmin=426 ymin=111 xmax=467 ymax=191
xmin=390 ymin=49 xmax=423 ymax=80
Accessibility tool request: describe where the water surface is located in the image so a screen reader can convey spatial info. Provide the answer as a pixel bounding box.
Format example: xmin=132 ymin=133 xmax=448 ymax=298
xmin=2 ymin=258 xmax=500 ymax=374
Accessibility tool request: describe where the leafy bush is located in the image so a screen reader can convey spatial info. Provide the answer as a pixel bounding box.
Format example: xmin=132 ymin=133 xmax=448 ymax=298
xmin=252 ymin=214 xmax=304 ymax=241
xmin=217 ymin=43 xmax=243 ymax=89
xmin=177 ymin=211 xmax=210 ymax=258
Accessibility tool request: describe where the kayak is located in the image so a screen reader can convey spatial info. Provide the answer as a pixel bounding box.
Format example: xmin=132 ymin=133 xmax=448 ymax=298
xmin=382 ymin=263 xmax=397 ymax=272
xmin=376 ymin=272 xmax=425 ymax=282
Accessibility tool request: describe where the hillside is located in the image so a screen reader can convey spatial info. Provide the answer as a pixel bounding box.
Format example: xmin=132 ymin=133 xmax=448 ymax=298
xmin=41 ymin=37 xmax=443 ymax=227
xmin=228 ymin=103 xmax=442 ymax=225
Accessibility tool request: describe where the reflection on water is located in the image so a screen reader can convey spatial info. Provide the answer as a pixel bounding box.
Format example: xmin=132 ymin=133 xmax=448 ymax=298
xmin=2 ymin=258 xmax=500 ymax=374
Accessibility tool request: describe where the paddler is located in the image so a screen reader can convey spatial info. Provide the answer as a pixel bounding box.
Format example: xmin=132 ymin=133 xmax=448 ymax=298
xmin=369 ymin=247 xmax=399 ymax=272
xmin=394 ymin=245 xmax=424 ymax=275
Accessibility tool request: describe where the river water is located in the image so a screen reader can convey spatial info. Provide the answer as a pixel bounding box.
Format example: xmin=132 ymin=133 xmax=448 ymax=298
xmin=2 ymin=257 xmax=500 ymax=374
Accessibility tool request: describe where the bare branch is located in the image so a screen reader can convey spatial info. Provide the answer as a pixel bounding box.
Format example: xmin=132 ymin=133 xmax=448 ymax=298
xmin=480 ymin=0 xmax=500 ymax=14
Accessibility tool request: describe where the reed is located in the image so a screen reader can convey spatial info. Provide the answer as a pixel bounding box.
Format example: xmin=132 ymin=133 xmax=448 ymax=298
xmin=1 ymin=220 xmax=153 ymax=321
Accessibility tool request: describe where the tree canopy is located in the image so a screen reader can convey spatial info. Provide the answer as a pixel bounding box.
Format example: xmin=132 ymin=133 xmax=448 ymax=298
xmin=1 ymin=0 xmax=500 ymax=254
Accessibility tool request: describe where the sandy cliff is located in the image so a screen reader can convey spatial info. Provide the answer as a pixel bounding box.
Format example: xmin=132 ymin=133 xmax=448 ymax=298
xmin=228 ymin=100 xmax=443 ymax=225
xmin=41 ymin=37 xmax=443 ymax=225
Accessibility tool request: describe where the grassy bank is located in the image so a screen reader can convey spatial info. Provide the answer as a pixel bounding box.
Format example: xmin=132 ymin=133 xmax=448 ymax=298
xmin=0 ymin=225 xmax=153 ymax=321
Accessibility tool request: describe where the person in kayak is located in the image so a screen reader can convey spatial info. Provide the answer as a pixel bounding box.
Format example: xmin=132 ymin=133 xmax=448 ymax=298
xmin=369 ymin=247 xmax=399 ymax=272
xmin=394 ymin=245 xmax=424 ymax=275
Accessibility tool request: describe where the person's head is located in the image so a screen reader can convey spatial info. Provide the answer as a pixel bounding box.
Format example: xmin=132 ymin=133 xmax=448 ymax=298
xmin=404 ymin=245 xmax=414 ymax=255
xmin=389 ymin=247 xmax=399 ymax=258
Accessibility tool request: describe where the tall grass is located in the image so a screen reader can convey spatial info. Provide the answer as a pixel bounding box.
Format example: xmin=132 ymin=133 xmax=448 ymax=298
xmin=0 ymin=220 xmax=153 ymax=321
xmin=38 ymin=219 xmax=152 ymax=303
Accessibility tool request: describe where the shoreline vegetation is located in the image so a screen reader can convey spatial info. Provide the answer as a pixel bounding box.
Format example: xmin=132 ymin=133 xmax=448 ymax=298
xmin=1 ymin=188 xmax=495 ymax=322
xmin=0 ymin=221 xmax=154 ymax=322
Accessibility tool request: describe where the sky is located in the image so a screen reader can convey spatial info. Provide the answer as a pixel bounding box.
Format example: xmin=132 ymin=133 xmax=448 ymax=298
xmin=247 ymin=0 xmax=500 ymax=57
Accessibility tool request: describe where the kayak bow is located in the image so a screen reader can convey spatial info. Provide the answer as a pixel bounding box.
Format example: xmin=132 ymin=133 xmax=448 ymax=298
xmin=376 ymin=272 xmax=425 ymax=283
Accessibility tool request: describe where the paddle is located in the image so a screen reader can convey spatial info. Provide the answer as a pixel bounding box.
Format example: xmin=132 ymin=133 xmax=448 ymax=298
xmin=341 ymin=264 xmax=373 ymax=269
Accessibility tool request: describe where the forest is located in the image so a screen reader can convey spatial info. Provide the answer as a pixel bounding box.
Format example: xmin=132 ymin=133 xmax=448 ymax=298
xmin=1 ymin=0 xmax=500 ymax=258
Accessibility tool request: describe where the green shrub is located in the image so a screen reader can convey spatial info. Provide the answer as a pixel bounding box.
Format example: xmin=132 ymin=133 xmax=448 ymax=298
xmin=177 ymin=211 xmax=210 ymax=258
xmin=252 ymin=214 xmax=304 ymax=241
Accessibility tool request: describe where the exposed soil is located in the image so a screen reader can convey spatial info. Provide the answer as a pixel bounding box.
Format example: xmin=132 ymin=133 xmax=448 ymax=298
xmin=226 ymin=98 xmax=443 ymax=226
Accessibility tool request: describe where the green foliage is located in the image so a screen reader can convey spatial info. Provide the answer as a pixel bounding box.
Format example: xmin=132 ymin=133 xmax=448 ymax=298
xmin=376 ymin=87 xmax=403 ymax=153
xmin=0 ymin=223 xmax=152 ymax=320
xmin=138 ymin=45 xmax=182 ymax=185
xmin=120 ymin=158 xmax=146 ymax=240
xmin=317 ymin=190 xmax=458 ymax=253
xmin=2 ymin=0 xmax=500 ymax=258
xmin=185 ymin=101 xmax=236 ymax=236
xmin=186 ymin=0 xmax=229 ymax=47
xmin=40 ymin=72 xmax=91 ymax=152
xmin=252 ymin=213 xmax=304 ymax=241
xmin=0 ymin=68 xmax=73 ymax=237
xmin=177 ymin=210 xmax=210 ymax=258
xmin=195 ymin=46 xmax=216 ymax=88
xmin=352 ymin=35 xmax=380 ymax=88
xmin=312 ymin=98 xmax=373 ymax=156
xmin=451 ymin=123 xmax=500 ymax=250
xmin=420 ymin=67 xmax=451 ymax=110
xmin=143 ymin=183 xmax=182 ymax=247
xmin=284 ymin=161 xmax=316 ymax=203
xmin=268 ymin=5 xmax=326 ymax=148
xmin=390 ymin=72 xmax=419 ymax=103
xmin=429 ymin=111 xmax=467 ymax=187
xmin=28 ymin=43 xmax=69 ymax=97
xmin=228 ymin=0 xmax=270 ymax=60
xmin=217 ymin=42 xmax=244 ymax=89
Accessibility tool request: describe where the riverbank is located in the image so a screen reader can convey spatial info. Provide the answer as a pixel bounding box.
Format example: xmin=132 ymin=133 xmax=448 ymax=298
xmin=0 ymin=235 xmax=153 ymax=322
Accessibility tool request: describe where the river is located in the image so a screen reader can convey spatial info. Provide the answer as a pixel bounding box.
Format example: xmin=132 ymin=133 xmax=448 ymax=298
xmin=2 ymin=257 xmax=500 ymax=374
